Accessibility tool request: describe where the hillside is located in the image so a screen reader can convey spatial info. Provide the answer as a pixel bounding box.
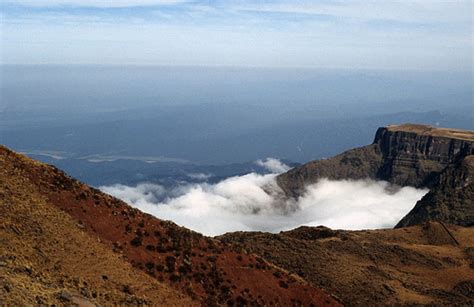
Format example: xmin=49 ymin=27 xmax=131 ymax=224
xmin=220 ymin=223 xmax=474 ymax=305
xmin=1 ymin=124 xmax=473 ymax=306
xmin=0 ymin=145 xmax=339 ymax=306
xmin=277 ymin=124 xmax=474 ymax=226
xmin=0 ymin=149 xmax=194 ymax=305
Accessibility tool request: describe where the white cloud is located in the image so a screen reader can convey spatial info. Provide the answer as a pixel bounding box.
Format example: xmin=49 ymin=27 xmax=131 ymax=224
xmin=8 ymin=0 xmax=471 ymax=25
xmin=100 ymin=183 xmax=166 ymax=203
xmin=187 ymin=173 xmax=212 ymax=180
xmin=232 ymin=1 xmax=472 ymax=24
xmin=100 ymin=172 xmax=428 ymax=236
xmin=256 ymin=158 xmax=291 ymax=173
xmin=5 ymin=0 xmax=189 ymax=8
xmin=2 ymin=1 xmax=471 ymax=69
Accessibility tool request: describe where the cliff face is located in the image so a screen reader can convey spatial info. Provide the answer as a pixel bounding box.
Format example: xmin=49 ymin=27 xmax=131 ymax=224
xmin=277 ymin=124 xmax=474 ymax=226
xmin=374 ymin=125 xmax=474 ymax=188
xmin=396 ymin=155 xmax=474 ymax=228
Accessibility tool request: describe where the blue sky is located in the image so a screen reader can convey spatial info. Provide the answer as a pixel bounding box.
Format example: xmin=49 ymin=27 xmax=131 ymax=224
xmin=1 ymin=1 xmax=472 ymax=70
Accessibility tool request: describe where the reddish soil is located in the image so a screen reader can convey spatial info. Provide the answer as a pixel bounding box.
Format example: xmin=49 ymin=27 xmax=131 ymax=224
xmin=0 ymin=145 xmax=340 ymax=306
xmin=220 ymin=224 xmax=474 ymax=305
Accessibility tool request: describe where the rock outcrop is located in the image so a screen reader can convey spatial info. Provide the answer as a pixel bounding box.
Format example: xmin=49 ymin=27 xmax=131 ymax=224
xmin=277 ymin=124 xmax=474 ymax=226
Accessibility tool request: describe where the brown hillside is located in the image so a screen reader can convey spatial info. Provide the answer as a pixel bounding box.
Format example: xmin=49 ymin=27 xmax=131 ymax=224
xmin=0 ymin=151 xmax=194 ymax=305
xmin=0 ymin=145 xmax=340 ymax=306
xmin=220 ymin=223 xmax=474 ymax=306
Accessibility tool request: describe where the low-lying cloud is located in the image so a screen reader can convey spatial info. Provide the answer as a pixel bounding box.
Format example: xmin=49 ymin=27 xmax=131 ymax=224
xmin=187 ymin=173 xmax=213 ymax=181
xmin=256 ymin=157 xmax=291 ymax=173
xmin=100 ymin=160 xmax=428 ymax=236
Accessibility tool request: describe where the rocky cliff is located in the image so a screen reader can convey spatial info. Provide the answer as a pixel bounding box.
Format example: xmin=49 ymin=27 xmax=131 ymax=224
xmin=375 ymin=124 xmax=474 ymax=187
xmin=277 ymin=124 xmax=474 ymax=226
xmin=396 ymin=155 xmax=474 ymax=228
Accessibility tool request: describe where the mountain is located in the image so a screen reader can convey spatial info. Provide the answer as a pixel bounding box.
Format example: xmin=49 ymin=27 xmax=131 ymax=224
xmin=1 ymin=124 xmax=473 ymax=306
xmin=0 ymin=145 xmax=339 ymax=306
xmin=0 ymin=161 xmax=194 ymax=306
xmin=277 ymin=124 xmax=474 ymax=226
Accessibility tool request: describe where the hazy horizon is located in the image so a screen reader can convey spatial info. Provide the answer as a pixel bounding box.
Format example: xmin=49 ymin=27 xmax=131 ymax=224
xmin=2 ymin=1 xmax=472 ymax=70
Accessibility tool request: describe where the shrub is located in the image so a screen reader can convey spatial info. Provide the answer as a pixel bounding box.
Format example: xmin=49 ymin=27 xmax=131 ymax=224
xmin=130 ymin=236 xmax=142 ymax=247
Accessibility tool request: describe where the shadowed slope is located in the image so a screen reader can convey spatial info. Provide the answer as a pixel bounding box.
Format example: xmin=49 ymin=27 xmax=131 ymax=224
xmin=396 ymin=155 xmax=474 ymax=227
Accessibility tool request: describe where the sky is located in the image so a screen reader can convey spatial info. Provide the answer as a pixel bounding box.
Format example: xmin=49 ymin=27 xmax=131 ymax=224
xmin=1 ymin=0 xmax=472 ymax=70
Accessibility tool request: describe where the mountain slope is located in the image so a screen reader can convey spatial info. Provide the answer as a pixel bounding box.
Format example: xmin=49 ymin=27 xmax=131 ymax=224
xmin=0 ymin=145 xmax=340 ymax=306
xmin=277 ymin=124 xmax=474 ymax=226
xmin=220 ymin=223 xmax=474 ymax=305
xmin=0 ymin=148 xmax=194 ymax=305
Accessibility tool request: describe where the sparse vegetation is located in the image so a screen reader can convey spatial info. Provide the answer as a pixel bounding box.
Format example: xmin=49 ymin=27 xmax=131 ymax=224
xmin=130 ymin=236 xmax=142 ymax=247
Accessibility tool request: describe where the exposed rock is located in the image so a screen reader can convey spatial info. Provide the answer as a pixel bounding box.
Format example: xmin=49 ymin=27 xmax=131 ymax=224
xmin=396 ymin=155 xmax=474 ymax=228
xmin=374 ymin=124 xmax=473 ymax=187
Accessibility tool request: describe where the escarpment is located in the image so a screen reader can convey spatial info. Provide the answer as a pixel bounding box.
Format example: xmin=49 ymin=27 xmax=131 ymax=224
xmin=396 ymin=155 xmax=474 ymax=228
xmin=277 ymin=124 xmax=474 ymax=226
xmin=374 ymin=124 xmax=474 ymax=187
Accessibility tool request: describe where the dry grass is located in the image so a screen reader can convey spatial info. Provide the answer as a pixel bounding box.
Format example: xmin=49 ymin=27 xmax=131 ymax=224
xmin=220 ymin=223 xmax=474 ymax=306
xmin=0 ymin=148 xmax=195 ymax=306
xmin=387 ymin=124 xmax=474 ymax=141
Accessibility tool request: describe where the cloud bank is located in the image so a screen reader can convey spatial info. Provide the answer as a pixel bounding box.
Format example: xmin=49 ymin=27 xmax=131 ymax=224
xmin=256 ymin=157 xmax=291 ymax=173
xmin=5 ymin=0 xmax=188 ymax=7
xmin=100 ymin=159 xmax=428 ymax=236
